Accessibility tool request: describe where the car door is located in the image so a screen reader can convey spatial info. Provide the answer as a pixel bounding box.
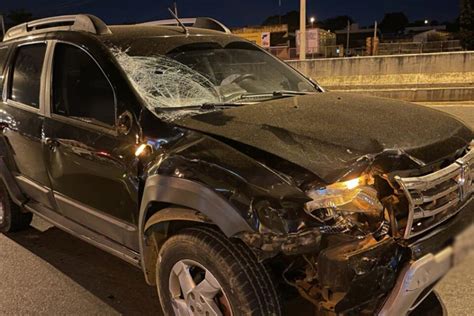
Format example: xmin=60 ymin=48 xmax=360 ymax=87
xmin=0 ymin=41 xmax=56 ymax=210
xmin=43 ymin=41 xmax=140 ymax=250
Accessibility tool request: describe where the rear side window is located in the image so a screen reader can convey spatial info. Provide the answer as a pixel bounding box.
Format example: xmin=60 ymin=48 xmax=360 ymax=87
xmin=0 ymin=46 xmax=9 ymax=94
xmin=10 ymin=44 xmax=46 ymax=108
xmin=52 ymin=43 xmax=116 ymax=127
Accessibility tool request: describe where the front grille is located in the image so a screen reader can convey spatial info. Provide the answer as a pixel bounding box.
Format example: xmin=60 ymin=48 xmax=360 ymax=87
xmin=395 ymin=147 xmax=474 ymax=238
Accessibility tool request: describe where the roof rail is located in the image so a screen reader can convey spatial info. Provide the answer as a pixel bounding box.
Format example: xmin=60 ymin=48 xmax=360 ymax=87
xmin=3 ymin=14 xmax=111 ymax=41
xmin=141 ymin=17 xmax=231 ymax=34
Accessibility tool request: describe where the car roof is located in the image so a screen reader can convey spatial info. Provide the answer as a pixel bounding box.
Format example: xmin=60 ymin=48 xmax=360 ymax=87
xmin=1 ymin=14 xmax=238 ymax=45
xmin=1 ymin=22 xmax=246 ymax=56
xmin=107 ymin=24 xmax=229 ymax=38
xmin=98 ymin=24 xmax=251 ymax=56
xmin=0 ymin=15 xmax=254 ymax=60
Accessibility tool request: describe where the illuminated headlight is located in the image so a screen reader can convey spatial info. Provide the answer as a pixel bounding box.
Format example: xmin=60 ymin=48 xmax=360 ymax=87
xmin=305 ymin=175 xmax=383 ymax=218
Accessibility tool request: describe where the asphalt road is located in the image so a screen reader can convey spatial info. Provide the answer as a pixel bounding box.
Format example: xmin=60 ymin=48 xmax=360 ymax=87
xmin=0 ymin=102 xmax=473 ymax=315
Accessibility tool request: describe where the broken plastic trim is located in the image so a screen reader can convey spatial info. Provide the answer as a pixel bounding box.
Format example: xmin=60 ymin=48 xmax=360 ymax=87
xmin=240 ymin=228 xmax=323 ymax=258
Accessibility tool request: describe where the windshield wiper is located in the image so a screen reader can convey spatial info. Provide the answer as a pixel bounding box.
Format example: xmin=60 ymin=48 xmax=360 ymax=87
xmin=155 ymin=102 xmax=243 ymax=112
xmin=238 ymin=90 xmax=316 ymax=100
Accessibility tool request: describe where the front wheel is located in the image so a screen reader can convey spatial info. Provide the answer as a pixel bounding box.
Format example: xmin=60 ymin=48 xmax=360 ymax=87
xmin=0 ymin=181 xmax=32 ymax=233
xmin=156 ymin=226 xmax=281 ymax=316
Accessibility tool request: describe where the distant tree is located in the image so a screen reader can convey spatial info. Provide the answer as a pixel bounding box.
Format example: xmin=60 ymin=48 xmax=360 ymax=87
xmin=380 ymin=12 xmax=409 ymax=33
xmin=446 ymin=17 xmax=460 ymax=33
xmin=262 ymin=10 xmax=300 ymax=33
xmin=262 ymin=12 xmax=355 ymax=33
xmin=262 ymin=11 xmax=300 ymax=32
xmin=320 ymin=15 xmax=354 ymax=31
xmin=5 ymin=9 xmax=33 ymax=28
xmin=460 ymin=0 xmax=474 ymax=49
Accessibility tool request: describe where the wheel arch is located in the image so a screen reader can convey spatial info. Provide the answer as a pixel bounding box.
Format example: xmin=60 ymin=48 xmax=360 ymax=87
xmin=138 ymin=175 xmax=254 ymax=285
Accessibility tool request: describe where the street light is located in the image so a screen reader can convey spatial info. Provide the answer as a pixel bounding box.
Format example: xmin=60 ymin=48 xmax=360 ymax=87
xmin=424 ymin=19 xmax=429 ymax=25
xmin=309 ymin=16 xmax=316 ymax=58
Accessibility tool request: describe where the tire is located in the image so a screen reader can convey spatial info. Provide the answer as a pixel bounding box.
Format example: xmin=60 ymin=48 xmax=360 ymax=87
xmin=0 ymin=181 xmax=32 ymax=233
xmin=156 ymin=226 xmax=282 ymax=316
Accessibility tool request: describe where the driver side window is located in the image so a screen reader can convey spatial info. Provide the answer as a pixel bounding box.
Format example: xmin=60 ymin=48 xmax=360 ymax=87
xmin=52 ymin=43 xmax=116 ymax=127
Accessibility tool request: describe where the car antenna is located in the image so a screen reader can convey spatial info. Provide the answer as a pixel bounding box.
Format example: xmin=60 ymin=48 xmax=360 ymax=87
xmin=167 ymin=7 xmax=189 ymax=36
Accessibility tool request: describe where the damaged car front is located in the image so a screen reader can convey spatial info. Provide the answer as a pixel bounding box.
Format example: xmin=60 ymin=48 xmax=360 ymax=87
xmin=105 ymin=28 xmax=474 ymax=315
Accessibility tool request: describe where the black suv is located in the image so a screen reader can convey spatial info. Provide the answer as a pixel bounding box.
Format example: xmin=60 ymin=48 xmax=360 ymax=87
xmin=0 ymin=14 xmax=473 ymax=316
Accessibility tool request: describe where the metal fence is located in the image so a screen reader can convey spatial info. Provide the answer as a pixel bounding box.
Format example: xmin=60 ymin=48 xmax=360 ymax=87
xmin=376 ymin=40 xmax=463 ymax=55
xmin=267 ymin=40 xmax=464 ymax=59
xmin=267 ymin=45 xmax=344 ymax=60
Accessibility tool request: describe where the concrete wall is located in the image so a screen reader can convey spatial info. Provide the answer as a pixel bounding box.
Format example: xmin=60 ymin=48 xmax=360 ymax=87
xmin=287 ymin=52 xmax=474 ymax=102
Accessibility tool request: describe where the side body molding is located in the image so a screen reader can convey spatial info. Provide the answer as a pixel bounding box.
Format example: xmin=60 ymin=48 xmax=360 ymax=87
xmin=138 ymin=175 xmax=254 ymax=284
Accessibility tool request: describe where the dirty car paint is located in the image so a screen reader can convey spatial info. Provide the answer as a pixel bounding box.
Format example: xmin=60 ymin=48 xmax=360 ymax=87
xmin=175 ymin=92 xmax=473 ymax=184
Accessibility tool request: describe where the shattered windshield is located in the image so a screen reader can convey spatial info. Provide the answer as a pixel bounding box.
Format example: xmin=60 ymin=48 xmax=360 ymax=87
xmin=114 ymin=49 xmax=220 ymax=109
xmin=112 ymin=40 xmax=317 ymax=118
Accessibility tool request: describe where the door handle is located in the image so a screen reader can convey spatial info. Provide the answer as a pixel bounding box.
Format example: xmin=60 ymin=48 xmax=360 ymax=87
xmin=44 ymin=138 xmax=60 ymax=150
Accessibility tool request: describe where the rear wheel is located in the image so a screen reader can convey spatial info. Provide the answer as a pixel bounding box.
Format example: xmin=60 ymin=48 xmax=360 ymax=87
xmin=156 ymin=226 xmax=281 ymax=316
xmin=0 ymin=182 xmax=32 ymax=233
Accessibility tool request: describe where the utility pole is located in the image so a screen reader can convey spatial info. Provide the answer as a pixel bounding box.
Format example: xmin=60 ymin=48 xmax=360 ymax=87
xmin=373 ymin=20 xmax=378 ymax=56
xmin=299 ymin=0 xmax=306 ymax=60
xmin=346 ymin=19 xmax=350 ymax=56
xmin=278 ymin=0 xmax=282 ymax=25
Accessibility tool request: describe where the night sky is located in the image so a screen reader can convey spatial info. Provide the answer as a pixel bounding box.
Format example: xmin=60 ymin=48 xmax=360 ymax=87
xmin=1 ymin=0 xmax=460 ymax=27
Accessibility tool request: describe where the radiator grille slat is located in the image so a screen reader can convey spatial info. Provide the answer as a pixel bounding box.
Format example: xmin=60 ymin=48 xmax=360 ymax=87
xmin=395 ymin=147 xmax=473 ymax=238
xmin=417 ymin=183 xmax=459 ymax=204
xmin=413 ymin=198 xmax=461 ymax=219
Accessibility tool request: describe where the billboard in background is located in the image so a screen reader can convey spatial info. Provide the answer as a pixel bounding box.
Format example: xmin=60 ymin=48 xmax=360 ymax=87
xmin=296 ymin=29 xmax=320 ymax=54
xmin=232 ymin=24 xmax=288 ymax=48
xmin=261 ymin=32 xmax=271 ymax=48
xmin=236 ymin=32 xmax=263 ymax=46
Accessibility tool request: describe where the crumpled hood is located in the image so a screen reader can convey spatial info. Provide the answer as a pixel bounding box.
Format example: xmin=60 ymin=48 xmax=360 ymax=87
xmin=175 ymin=92 xmax=473 ymax=183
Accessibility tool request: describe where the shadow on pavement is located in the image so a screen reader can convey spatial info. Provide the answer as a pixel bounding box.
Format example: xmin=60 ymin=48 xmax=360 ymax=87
xmin=7 ymin=225 xmax=163 ymax=316
xmin=6 ymin=218 xmax=313 ymax=315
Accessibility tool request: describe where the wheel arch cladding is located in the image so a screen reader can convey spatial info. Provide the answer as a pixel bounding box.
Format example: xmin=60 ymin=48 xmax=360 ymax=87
xmin=138 ymin=175 xmax=254 ymax=285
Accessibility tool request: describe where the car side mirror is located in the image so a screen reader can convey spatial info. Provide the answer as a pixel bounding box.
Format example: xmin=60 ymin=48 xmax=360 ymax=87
xmin=117 ymin=111 xmax=133 ymax=135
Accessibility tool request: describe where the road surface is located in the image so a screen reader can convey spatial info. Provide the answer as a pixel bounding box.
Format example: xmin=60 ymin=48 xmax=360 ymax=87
xmin=0 ymin=102 xmax=473 ymax=315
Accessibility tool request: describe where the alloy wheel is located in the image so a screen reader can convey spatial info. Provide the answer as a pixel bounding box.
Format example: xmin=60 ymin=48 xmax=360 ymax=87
xmin=168 ymin=259 xmax=233 ymax=316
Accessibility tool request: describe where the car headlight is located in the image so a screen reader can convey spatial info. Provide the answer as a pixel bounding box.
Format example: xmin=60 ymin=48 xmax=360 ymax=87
xmin=305 ymin=175 xmax=383 ymax=220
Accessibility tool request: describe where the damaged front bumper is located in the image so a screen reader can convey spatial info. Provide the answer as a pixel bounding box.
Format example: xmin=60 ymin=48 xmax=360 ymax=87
xmin=288 ymin=197 xmax=474 ymax=315
xmin=380 ymin=246 xmax=452 ymax=316
xmin=380 ymin=197 xmax=474 ymax=315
